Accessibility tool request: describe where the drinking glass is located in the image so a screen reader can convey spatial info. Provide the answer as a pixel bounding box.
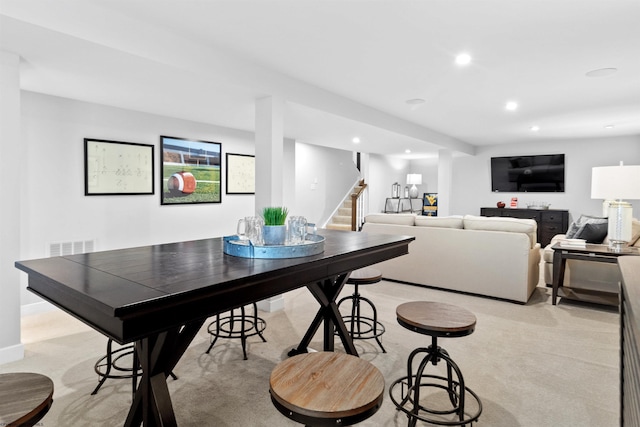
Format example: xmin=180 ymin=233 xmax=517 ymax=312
xmin=288 ymin=216 xmax=307 ymax=245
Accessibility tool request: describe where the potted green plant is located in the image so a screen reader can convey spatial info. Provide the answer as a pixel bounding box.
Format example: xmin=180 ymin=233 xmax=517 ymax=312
xmin=261 ymin=206 xmax=288 ymax=245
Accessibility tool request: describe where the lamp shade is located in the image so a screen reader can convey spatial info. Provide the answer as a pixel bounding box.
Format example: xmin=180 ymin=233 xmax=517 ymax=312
xmin=407 ymin=174 xmax=422 ymax=185
xmin=591 ymin=165 xmax=640 ymax=200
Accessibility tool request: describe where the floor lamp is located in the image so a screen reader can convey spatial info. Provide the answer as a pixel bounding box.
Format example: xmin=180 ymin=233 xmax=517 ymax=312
xmin=591 ymin=163 xmax=640 ymax=252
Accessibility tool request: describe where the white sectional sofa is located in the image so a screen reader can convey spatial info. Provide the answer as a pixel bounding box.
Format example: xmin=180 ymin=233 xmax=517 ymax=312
xmin=361 ymin=213 xmax=541 ymax=303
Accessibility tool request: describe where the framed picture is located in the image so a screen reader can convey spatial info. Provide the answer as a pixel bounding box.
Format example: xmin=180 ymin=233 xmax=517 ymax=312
xmin=84 ymin=138 xmax=154 ymax=195
xmin=422 ymin=193 xmax=438 ymax=216
xmin=226 ymin=153 xmax=255 ymax=194
xmin=160 ymin=136 xmax=222 ymax=205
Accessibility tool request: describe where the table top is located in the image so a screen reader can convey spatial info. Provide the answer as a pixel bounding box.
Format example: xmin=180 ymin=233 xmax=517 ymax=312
xmin=15 ymin=229 xmax=413 ymax=344
xmin=0 ymin=372 xmax=54 ymax=426
xmin=551 ymin=243 xmax=640 ymax=256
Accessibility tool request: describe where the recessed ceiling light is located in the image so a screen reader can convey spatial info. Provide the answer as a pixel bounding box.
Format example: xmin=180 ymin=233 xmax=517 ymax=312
xmin=406 ymin=98 xmax=425 ymax=106
xmin=505 ymin=101 xmax=518 ymax=111
xmin=530 ymin=125 xmax=540 ymax=132
xmin=405 ymin=149 xmax=411 ymax=154
xmin=604 ymin=124 xmax=615 ymax=129
xmin=586 ymin=68 xmax=617 ymax=77
xmin=352 ymin=137 xmax=360 ymax=143
xmin=455 ymin=53 xmax=472 ymax=66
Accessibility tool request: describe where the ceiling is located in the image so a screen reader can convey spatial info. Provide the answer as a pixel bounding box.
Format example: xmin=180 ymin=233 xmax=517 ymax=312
xmin=1 ymin=0 xmax=639 ymax=158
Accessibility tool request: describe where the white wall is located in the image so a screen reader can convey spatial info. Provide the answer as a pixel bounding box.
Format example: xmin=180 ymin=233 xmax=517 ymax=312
xmin=368 ymin=154 xmax=410 ymax=213
xmin=450 ymin=136 xmax=640 ymax=221
xmin=369 ymin=136 xmax=640 ymax=222
xmin=19 ymin=92 xmax=257 ymax=306
xmin=295 ymin=142 xmax=360 ymax=225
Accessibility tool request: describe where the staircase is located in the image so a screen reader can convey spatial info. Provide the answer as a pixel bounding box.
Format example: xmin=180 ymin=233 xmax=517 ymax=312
xmin=326 ymin=180 xmax=367 ymax=231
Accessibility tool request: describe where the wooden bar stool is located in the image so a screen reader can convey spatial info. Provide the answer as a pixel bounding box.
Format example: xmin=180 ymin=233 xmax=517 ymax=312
xmin=205 ymin=302 xmax=266 ymax=359
xmin=336 ymin=267 xmax=386 ymax=352
xmin=389 ymin=301 xmax=482 ymax=426
xmin=269 ymin=352 xmax=384 ymax=426
xmin=0 ymin=372 xmax=54 ymax=427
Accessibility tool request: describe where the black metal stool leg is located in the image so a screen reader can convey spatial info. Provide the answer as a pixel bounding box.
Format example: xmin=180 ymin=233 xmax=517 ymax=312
xmin=205 ymin=313 xmax=221 ymax=354
xmin=358 ymin=294 xmax=386 ymax=353
xmin=205 ymin=304 xmax=267 ymax=359
xmin=91 ymin=338 xmax=115 ymax=395
xmin=336 ymin=283 xmax=386 ymax=353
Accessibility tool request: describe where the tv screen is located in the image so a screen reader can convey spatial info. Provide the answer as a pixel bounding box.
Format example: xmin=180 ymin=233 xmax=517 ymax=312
xmin=491 ymin=154 xmax=565 ymax=192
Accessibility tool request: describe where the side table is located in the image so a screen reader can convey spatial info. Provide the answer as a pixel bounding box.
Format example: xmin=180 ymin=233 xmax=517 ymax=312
xmin=551 ymin=243 xmax=640 ymax=306
xmin=385 ymin=197 xmax=421 ymax=214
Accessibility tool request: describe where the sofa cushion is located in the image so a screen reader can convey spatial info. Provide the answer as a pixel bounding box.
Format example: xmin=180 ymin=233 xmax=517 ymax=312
xmin=463 ymin=215 xmax=537 ymax=248
xmin=415 ymin=215 xmax=463 ymax=229
xmin=631 ymin=219 xmax=640 ymax=247
xmin=364 ymin=213 xmax=415 ymax=226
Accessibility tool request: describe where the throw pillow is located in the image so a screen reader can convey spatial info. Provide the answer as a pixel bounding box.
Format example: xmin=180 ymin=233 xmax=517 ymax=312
xmin=573 ymin=221 xmax=608 ymax=243
xmin=565 ymin=214 xmax=608 ymax=240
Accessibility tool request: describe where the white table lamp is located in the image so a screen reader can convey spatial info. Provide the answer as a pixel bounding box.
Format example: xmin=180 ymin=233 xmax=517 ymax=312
xmin=407 ymin=174 xmax=422 ymax=199
xmin=591 ymin=162 xmax=640 ymax=251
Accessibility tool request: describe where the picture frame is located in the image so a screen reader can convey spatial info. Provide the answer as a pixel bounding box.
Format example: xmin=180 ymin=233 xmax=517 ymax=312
xmin=422 ymin=193 xmax=438 ymax=216
xmin=84 ymin=138 xmax=154 ymax=196
xmin=226 ymin=153 xmax=255 ymax=194
xmin=160 ymin=135 xmax=222 ymax=205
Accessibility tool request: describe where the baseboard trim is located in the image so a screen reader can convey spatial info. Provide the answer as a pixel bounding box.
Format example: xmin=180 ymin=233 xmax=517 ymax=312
xmin=0 ymin=343 xmax=25 ymax=365
xmin=21 ymin=301 xmax=56 ymax=317
xmin=257 ymin=295 xmax=285 ymax=312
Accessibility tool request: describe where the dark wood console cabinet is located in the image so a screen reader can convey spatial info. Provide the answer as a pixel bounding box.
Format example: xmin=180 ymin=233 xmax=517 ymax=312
xmin=480 ymin=207 xmax=569 ymax=247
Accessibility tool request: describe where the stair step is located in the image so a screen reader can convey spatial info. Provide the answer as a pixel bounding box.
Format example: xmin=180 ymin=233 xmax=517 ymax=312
xmin=332 ymin=215 xmax=351 ymax=224
xmin=338 ymin=207 xmax=351 ymax=216
xmin=326 ymin=223 xmax=352 ymax=231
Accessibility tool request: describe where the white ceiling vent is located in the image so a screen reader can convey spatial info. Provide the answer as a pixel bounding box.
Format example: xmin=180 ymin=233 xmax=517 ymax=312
xmin=48 ymin=240 xmax=96 ymax=257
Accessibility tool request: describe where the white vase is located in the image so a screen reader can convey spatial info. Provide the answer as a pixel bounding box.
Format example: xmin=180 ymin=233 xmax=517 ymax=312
xmin=263 ymin=225 xmax=287 ymax=246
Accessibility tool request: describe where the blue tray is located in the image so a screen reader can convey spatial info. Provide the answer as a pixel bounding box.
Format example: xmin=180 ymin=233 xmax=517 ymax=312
xmin=223 ymin=234 xmax=325 ymax=259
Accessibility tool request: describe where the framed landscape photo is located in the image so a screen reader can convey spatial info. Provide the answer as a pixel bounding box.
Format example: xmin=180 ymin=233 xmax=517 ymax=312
xmin=226 ymin=153 xmax=255 ymax=194
xmin=160 ymin=136 xmax=222 ymax=205
xmin=84 ymin=138 xmax=154 ymax=196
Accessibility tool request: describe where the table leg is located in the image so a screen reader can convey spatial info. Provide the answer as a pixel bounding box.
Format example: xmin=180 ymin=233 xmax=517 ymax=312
xmin=552 ymin=250 xmax=567 ymax=306
xmin=289 ymin=273 xmax=358 ymax=356
xmin=124 ymin=319 xmax=205 ymax=427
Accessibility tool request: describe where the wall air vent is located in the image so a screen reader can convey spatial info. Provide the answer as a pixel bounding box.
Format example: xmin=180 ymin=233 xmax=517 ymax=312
xmin=48 ymin=240 xmax=96 ymax=257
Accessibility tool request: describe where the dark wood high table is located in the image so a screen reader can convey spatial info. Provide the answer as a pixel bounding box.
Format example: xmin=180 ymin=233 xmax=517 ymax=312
xmin=15 ymin=229 xmax=414 ymax=427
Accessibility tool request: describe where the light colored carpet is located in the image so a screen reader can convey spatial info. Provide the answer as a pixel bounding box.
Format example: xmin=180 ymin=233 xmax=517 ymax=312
xmin=1 ymin=280 xmax=619 ymax=426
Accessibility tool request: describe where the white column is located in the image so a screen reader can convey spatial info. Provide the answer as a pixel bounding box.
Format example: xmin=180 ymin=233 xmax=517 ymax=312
xmin=254 ymin=96 xmax=285 ymax=312
xmin=0 ymin=51 xmax=24 ymax=364
xmin=437 ymin=149 xmax=453 ymax=217
xmin=254 ymin=96 xmax=284 ymax=212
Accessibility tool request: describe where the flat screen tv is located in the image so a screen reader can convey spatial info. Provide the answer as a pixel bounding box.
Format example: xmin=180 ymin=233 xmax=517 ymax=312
xmin=491 ymin=154 xmax=565 ymax=192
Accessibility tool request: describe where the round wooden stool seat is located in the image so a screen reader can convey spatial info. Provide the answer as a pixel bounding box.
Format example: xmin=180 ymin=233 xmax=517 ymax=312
xmin=346 ymin=267 xmax=382 ymax=285
xmin=270 ymin=352 xmax=384 ymax=426
xmin=0 ymin=372 xmax=54 ymax=427
xmin=336 ymin=267 xmax=386 ymax=353
xmin=390 ymin=301 xmax=482 ymax=426
xmin=396 ymin=301 xmax=476 ymax=338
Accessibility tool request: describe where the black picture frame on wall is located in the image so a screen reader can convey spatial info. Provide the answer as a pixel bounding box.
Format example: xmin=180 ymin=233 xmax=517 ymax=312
xmin=226 ymin=153 xmax=255 ymax=194
xmin=84 ymin=138 xmax=154 ymax=196
xmin=160 ymin=136 xmax=222 ymax=205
